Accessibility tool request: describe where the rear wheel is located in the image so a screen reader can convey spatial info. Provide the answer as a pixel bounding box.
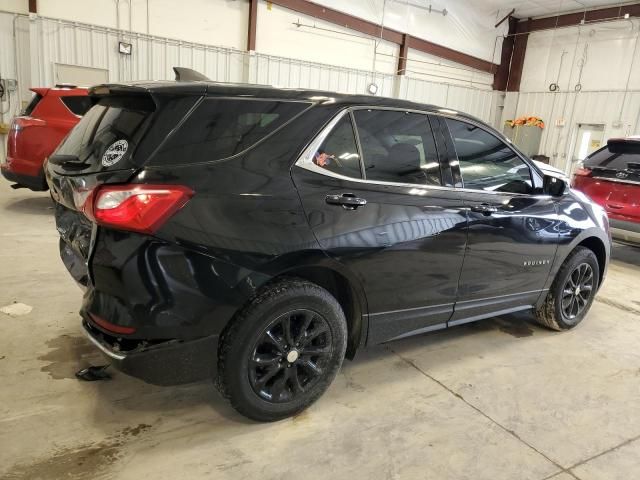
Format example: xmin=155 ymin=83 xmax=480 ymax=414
xmin=535 ymin=247 xmax=599 ymax=330
xmin=217 ymin=278 xmax=347 ymax=421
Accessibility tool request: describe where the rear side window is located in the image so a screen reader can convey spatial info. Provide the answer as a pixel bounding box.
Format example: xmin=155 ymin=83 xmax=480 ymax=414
xmin=446 ymin=118 xmax=532 ymax=194
xmin=54 ymin=95 xmax=155 ymax=169
xmin=61 ymin=95 xmax=93 ymax=116
xmin=313 ymin=115 xmax=362 ymax=179
xmin=353 ymin=109 xmax=441 ymax=186
xmin=152 ymin=98 xmax=310 ymax=165
xmin=584 ymin=144 xmax=640 ymax=171
xmin=23 ymin=93 xmax=43 ymax=116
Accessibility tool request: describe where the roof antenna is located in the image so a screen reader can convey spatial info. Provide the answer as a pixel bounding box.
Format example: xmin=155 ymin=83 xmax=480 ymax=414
xmin=173 ymin=67 xmax=211 ymax=81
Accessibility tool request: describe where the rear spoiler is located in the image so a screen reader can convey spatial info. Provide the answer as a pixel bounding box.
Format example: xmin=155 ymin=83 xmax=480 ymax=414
xmin=607 ymin=138 xmax=640 ymax=154
xmin=30 ymin=87 xmax=49 ymax=97
xmin=173 ymin=67 xmax=210 ymax=81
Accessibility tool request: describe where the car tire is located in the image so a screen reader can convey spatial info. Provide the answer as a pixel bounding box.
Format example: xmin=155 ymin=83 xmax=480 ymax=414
xmin=534 ymin=247 xmax=599 ymax=331
xmin=217 ymin=278 xmax=347 ymax=422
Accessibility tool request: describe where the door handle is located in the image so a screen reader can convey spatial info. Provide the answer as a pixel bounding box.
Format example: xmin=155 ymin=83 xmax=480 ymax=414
xmin=325 ymin=193 xmax=367 ymax=210
xmin=470 ymin=203 xmax=498 ymax=216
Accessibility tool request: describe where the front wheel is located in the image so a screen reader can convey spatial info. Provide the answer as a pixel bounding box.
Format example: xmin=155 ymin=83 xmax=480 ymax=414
xmin=217 ymin=278 xmax=347 ymax=422
xmin=535 ymin=247 xmax=599 ymax=331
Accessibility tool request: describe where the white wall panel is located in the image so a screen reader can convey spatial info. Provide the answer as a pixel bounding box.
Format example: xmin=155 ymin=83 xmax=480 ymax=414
xmin=36 ymin=0 xmax=248 ymax=49
xmin=22 ymin=13 xmax=248 ymax=87
xmin=406 ymin=49 xmax=494 ymax=88
xmin=256 ymin=2 xmax=398 ymax=75
xmin=521 ymin=19 xmax=640 ymax=93
xmin=398 ymin=76 xmax=497 ymax=124
xmin=248 ymin=52 xmax=395 ymax=97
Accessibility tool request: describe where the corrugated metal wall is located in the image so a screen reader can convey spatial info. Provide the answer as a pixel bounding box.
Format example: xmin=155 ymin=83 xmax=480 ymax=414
xmin=397 ymin=76 xmax=496 ymax=124
xmin=503 ymin=90 xmax=640 ymax=172
xmin=249 ymin=52 xmax=397 ymax=98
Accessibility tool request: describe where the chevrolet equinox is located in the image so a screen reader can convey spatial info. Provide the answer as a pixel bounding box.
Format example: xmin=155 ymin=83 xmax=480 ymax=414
xmin=46 ymin=81 xmax=611 ymax=421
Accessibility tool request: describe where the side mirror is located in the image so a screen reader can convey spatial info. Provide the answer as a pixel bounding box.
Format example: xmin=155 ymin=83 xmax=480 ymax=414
xmin=543 ymin=175 xmax=566 ymax=197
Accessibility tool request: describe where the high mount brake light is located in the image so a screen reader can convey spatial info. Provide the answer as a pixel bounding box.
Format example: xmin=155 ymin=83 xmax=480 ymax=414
xmin=85 ymin=184 xmax=193 ymax=234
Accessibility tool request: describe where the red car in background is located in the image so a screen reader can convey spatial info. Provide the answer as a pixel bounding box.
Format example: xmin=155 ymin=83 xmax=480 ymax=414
xmin=2 ymin=85 xmax=90 ymax=191
xmin=572 ymin=137 xmax=640 ymax=245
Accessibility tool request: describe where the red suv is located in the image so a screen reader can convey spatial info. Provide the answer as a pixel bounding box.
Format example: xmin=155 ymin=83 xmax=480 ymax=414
xmin=2 ymin=85 xmax=90 ymax=191
xmin=572 ymin=137 xmax=640 ymax=245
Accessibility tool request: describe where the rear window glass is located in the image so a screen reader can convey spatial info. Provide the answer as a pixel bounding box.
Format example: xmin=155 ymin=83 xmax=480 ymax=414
xmin=23 ymin=93 xmax=42 ymax=116
xmin=151 ymin=98 xmax=310 ymax=165
xmin=585 ymin=144 xmax=640 ymax=170
xmin=61 ymin=95 xmax=93 ymax=116
xmin=54 ymin=95 xmax=155 ymax=168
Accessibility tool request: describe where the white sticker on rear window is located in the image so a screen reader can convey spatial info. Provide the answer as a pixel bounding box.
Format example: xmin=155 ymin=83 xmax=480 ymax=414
xmin=102 ymin=140 xmax=128 ymax=167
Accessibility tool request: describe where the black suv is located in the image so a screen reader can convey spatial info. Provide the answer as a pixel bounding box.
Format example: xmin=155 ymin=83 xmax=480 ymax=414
xmin=47 ymin=81 xmax=611 ymax=421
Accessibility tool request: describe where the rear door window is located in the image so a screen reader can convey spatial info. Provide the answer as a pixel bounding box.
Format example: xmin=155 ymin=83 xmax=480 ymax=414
xmin=352 ymin=109 xmax=442 ymax=186
xmin=151 ymin=98 xmax=310 ymax=165
xmin=61 ymin=95 xmax=93 ymax=116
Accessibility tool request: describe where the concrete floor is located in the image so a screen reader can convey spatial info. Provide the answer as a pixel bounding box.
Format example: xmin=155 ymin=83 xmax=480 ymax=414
xmin=1 ymin=181 xmax=640 ymax=480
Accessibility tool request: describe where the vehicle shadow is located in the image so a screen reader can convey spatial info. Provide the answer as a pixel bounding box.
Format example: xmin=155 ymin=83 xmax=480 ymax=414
xmin=4 ymin=195 xmax=53 ymax=216
xmin=611 ymin=241 xmax=640 ymax=267
xmin=83 ymin=312 xmax=542 ymax=426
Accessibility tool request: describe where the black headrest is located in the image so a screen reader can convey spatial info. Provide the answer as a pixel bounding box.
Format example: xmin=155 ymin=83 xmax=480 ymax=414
xmin=387 ymin=143 xmax=421 ymax=172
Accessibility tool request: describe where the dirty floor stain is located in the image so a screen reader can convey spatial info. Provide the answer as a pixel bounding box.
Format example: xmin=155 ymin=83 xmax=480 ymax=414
xmin=38 ymin=335 xmax=102 ymax=380
xmin=495 ymin=317 xmax=534 ymax=338
xmin=4 ymin=424 xmax=152 ymax=480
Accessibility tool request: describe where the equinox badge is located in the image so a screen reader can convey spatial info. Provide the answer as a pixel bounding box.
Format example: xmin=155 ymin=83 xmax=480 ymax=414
xmin=523 ymin=259 xmax=551 ymax=266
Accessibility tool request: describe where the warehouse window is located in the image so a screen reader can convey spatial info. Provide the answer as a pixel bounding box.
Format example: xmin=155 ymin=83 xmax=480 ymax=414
xmin=353 ymin=109 xmax=442 ymax=186
xmin=446 ymin=118 xmax=532 ymax=194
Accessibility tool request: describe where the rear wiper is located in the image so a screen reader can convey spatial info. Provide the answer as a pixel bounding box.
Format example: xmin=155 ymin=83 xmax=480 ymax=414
xmin=48 ymin=154 xmax=87 ymax=170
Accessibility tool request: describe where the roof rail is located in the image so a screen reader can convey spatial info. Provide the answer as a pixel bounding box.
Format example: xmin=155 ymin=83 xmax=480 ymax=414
xmin=173 ymin=67 xmax=211 ymax=82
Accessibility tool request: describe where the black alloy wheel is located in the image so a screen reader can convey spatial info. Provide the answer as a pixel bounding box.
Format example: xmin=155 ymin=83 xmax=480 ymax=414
xmin=217 ymin=278 xmax=347 ymax=421
xmin=534 ymin=246 xmax=599 ymax=331
xmin=249 ymin=309 xmax=333 ymax=403
xmin=561 ymin=262 xmax=594 ymax=321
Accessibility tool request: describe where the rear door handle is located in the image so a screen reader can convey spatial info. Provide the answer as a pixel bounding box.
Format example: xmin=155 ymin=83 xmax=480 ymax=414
xmin=325 ymin=193 xmax=367 ymax=210
xmin=470 ymin=203 xmax=498 ymax=216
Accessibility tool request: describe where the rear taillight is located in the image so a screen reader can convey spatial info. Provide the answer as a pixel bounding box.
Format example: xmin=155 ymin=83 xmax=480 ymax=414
xmin=11 ymin=117 xmax=45 ymax=132
xmin=83 ymin=184 xmax=193 ymax=234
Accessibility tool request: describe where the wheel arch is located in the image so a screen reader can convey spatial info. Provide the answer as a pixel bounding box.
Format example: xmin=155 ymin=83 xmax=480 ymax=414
xmin=576 ymin=235 xmax=607 ymax=288
xmin=275 ymin=264 xmax=368 ymax=359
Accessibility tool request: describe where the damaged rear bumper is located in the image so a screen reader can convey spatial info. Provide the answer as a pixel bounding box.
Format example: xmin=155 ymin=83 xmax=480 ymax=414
xmin=82 ymin=319 xmax=219 ymax=386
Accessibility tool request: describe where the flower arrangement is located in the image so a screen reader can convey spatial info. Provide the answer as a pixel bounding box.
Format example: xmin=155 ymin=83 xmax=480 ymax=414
xmin=505 ymin=116 xmax=545 ymax=129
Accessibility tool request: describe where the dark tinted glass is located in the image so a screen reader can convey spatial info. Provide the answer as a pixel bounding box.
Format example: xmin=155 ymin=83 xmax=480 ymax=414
xmin=353 ymin=109 xmax=441 ymax=185
xmin=153 ymin=99 xmax=309 ymax=165
xmin=584 ymin=144 xmax=640 ymax=171
xmin=54 ymin=95 xmax=155 ymax=168
xmin=313 ymin=116 xmax=362 ymax=178
xmin=61 ymin=95 xmax=94 ymax=116
xmin=23 ymin=93 xmax=42 ymax=116
xmin=446 ymin=118 xmax=532 ymax=194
